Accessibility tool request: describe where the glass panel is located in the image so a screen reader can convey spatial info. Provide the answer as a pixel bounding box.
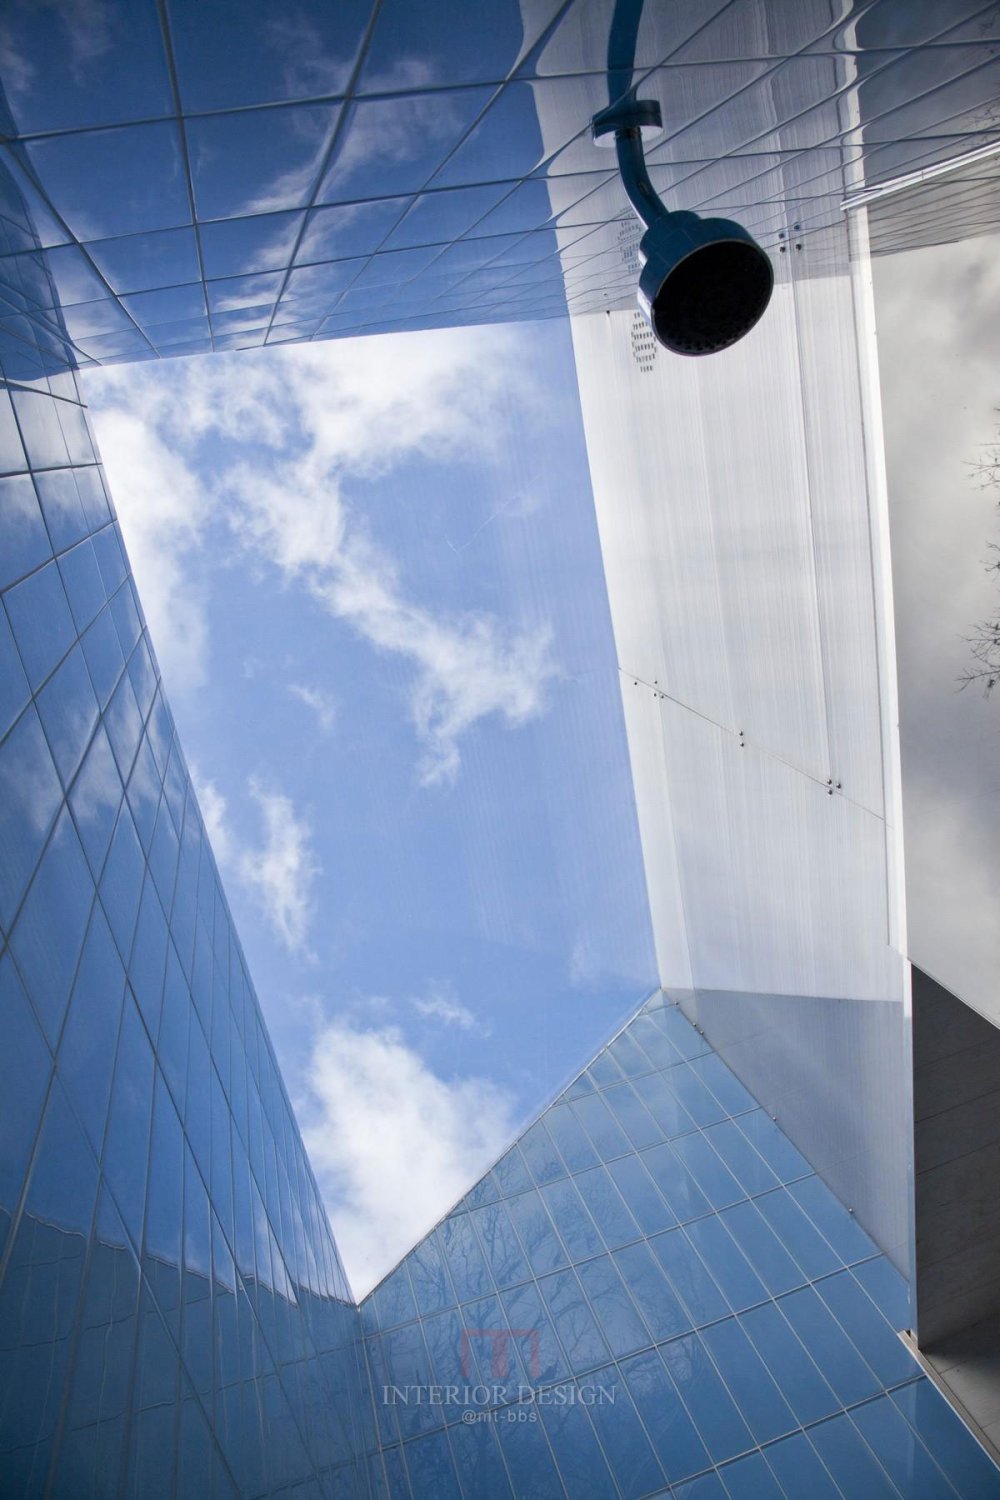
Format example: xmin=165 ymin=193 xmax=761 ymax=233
xmin=738 ymin=1301 xmax=840 ymax=1427
xmin=806 ymin=1412 xmax=900 ymax=1500
xmin=99 ymin=805 xmax=145 ymax=959
xmin=0 ymin=706 xmax=63 ymax=929
xmin=492 ymin=1147 xmax=532 ymax=1198
xmin=851 ymin=1394 xmax=957 ymax=1497
xmin=504 ymin=1191 xmax=566 ymax=1276
xmin=449 ymin=1417 xmax=513 ymax=1500
xmin=813 ymin=1271 xmax=917 ymax=1388
xmin=401 ymin=1429 xmax=461 ymax=1500
xmin=658 ymin=1331 xmax=754 ymax=1465
xmin=603 ymin=1083 xmax=664 ymax=1149
xmin=128 ymin=876 xmax=169 ymax=1037
xmin=35 ymin=643 xmax=99 ymax=789
xmin=788 ymin=1176 xmax=880 ymax=1264
xmin=58 ymin=538 xmax=108 ymax=635
xmin=80 ymin=606 xmax=125 ymax=709
xmin=4 ymin=559 xmax=76 ymax=690
xmin=671 ymin=1134 xmax=745 ymax=1211
xmin=438 ymin=1213 xmax=491 ymax=1304
xmin=891 ymin=1380 xmax=1000 ymax=1497
xmin=102 ymin=996 xmax=155 ymax=1248
xmin=188 ymin=104 xmax=342 ymax=221
xmin=763 ymin=1431 xmax=841 ymax=1500
xmin=2 ymin=0 xmax=169 ymax=133
xmin=406 ymin=1232 xmax=456 ymax=1319
xmin=499 ymin=1281 xmax=566 ymax=1386
xmin=373 ymin=1263 xmax=419 ymax=1332
xmin=755 ymin=1187 xmax=843 ymax=1282
xmin=570 ymin=1095 xmax=632 ymax=1162
xmin=607 ymin=1155 xmax=675 ymax=1236
xmin=57 ymin=903 xmax=125 ymax=1153
xmin=537 ymin=1399 xmax=618 ymax=1500
xmin=717 ymin=1451 xmax=785 ymax=1500
xmin=70 ymin=723 xmax=124 ymax=879
xmin=734 ymin=1110 xmax=815 ymax=1176
xmin=0 ymin=474 xmax=51 ymax=589
xmin=585 ymin=1369 xmax=666 ymax=1500
xmin=700 ymin=1318 xmax=797 ymax=1444
xmin=496 ymin=1405 xmax=565 ymax=1500
xmin=537 ymin=1269 xmax=609 ymax=1373
xmin=719 ymin=1201 xmax=807 ymax=1295
xmin=542 ymin=1103 xmax=599 ymax=1173
xmin=11 ymin=808 xmax=93 ymax=1045
xmin=318 ymin=90 xmax=493 ymax=204
xmin=631 ymin=1071 xmax=697 ymax=1139
xmin=517 ymin=1120 xmax=565 ymax=1185
xmin=575 ymin=1166 xmax=641 ymax=1250
xmin=167 ymin=0 xmax=369 ymax=111
xmin=613 ymin=1242 xmax=689 ymax=1341
xmin=620 ymin=1347 xmax=711 ymax=1487
xmin=24 ymin=123 xmax=190 ymax=240
xmin=472 ymin=1200 xmax=531 ymax=1290
xmin=640 ymin=1143 xmax=712 ymax=1224
xmin=539 ymin=1177 xmax=602 ymax=1263
xmin=852 ymin=1256 xmax=909 ymax=1330
xmin=575 ymin=1255 xmax=650 ymax=1359
xmin=0 ymin=954 xmax=51 ymax=1257
xmin=649 ymin=1228 xmax=728 ymax=1328
xmin=0 ymin=606 xmax=30 ymax=739
xmin=86 ymin=227 xmax=201 ymax=295
xmin=777 ymin=1286 xmax=882 ymax=1406
xmin=10 ymin=391 xmax=71 ymax=469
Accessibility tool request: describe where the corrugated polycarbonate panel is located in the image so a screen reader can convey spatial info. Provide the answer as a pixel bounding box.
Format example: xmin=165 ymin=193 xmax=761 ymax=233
xmin=652 ymin=689 xmax=898 ymax=1001
xmin=566 ymin=209 xmax=910 ymax=1279
xmin=788 ymin=253 xmax=888 ymax=818
xmin=618 ymin=681 xmax=693 ymax=990
xmin=569 ymin=262 xmax=900 ymax=998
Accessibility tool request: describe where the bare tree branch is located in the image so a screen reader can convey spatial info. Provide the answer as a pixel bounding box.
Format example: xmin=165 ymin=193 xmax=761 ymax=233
xmin=962 ymin=436 xmax=1000 ymax=695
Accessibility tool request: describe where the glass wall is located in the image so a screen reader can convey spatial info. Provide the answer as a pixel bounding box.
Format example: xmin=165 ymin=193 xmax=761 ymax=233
xmin=361 ymin=995 xmax=1000 ymax=1498
xmin=0 ymin=369 xmax=371 ymax=1496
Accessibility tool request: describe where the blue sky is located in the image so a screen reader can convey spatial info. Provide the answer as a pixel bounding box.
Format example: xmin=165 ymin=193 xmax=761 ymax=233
xmin=84 ymin=317 xmax=656 ymax=1294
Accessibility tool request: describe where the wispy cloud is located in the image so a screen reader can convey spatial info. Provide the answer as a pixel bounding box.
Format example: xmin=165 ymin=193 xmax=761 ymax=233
xmin=89 ymin=408 xmax=209 ymax=696
xmin=189 ymin=767 xmax=319 ymax=957
xmin=411 ymin=985 xmax=482 ymax=1033
xmin=88 ymin=330 xmax=557 ymax=785
xmin=300 ymin=1019 xmax=517 ymax=1294
xmin=289 ymin=682 xmax=337 ymax=735
xmin=190 ymin=766 xmax=233 ymax=867
xmin=239 ymin=778 xmax=320 ymax=956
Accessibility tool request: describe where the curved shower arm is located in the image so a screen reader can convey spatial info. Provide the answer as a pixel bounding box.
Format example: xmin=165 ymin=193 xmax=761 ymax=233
xmin=590 ymin=0 xmax=774 ymax=354
xmin=606 ymin=0 xmax=644 ymax=105
xmin=615 ymin=126 xmax=668 ymax=230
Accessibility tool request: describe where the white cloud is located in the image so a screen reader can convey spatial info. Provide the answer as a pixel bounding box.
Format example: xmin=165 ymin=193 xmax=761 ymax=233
xmin=322 ymin=535 xmax=554 ymax=786
xmin=87 ymin=407 xmax=209 ymax=696
xmin=189 ymin=766 xmax=319 ymax=955
xmin=412 ymin=987 xmax=482 ymax=1033
xmin=1 ymin=2 xmax=113 ymax=171
xmin=239 ymin=778 xmax=320 ymax=956
xmin=301 ymin=1020 xmax=517 ymax=1295
xmin=87 ymin=329 xmax=557 ymax=784
xmin=190 ymin=767 xmax=233 ymax=867
xmin=289 ymin=682 xmax=337 ymax=735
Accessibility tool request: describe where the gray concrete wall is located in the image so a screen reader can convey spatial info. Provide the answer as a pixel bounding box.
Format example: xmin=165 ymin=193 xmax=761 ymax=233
xmin=915 ymin=967 xmax=1000 ymax=1345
